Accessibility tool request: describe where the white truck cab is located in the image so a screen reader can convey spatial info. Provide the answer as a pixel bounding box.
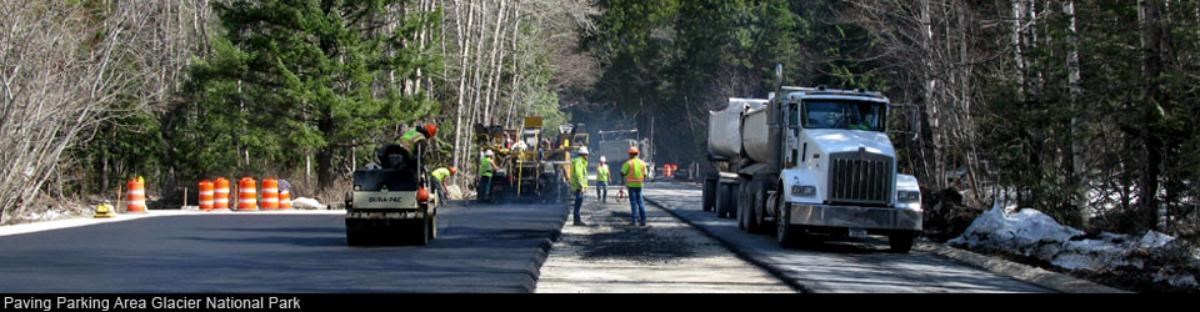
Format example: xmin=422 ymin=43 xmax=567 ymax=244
xmin=704 ymin=86 xmax=922 ymax=252
xmin=773 ymin=88 xmax=922 ymax=251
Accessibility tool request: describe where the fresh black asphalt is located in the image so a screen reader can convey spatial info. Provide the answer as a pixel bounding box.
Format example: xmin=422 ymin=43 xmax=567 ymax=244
xmin=0 ymin=202 xmax=566 ymax=293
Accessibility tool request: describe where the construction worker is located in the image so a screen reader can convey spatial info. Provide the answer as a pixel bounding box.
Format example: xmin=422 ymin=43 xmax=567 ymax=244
xmin=570 ymin=147 xmax=590 ymax=226
xmin=400 ymin=123 xmax=438 ymax=153
xmin=392 ymin=123 xmax=439 ymax=170
xmin=621 ymin=146 xmax=648 ymax=226
xmin=431 ymin=167 xmax=457 ymax=202
xmin=596 ymin=156 xmax=611 ymax=203
xmin=479 ymin=150 xmax=497 ymax=203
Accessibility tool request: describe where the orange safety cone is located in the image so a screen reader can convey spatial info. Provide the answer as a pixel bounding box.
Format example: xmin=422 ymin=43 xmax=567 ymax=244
xmin=261 ymin=178 xmax=279 ymax=210
xmin=214 ymin=177 xmax=231 ymax=210
xmin=237 ymin=177 xmax=258 ymax=211
xmin=126 ymin=177 xmax=147 ymax=213
xmin=198 ymin=179 xmax=215 ymax=211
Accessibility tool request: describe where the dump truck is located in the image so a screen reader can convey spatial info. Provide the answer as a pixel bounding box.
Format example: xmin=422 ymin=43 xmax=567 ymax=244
xmin=345 ymin=144 xmax=439 ymax=246
xmin=592 ymin=128 xmax=653 ymax=184
xmin=703 ymin=87 xmax=922 ymax=252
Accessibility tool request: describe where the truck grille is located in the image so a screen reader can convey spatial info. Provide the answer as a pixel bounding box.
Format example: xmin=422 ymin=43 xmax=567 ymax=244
xmin=828 ymin=152 xmax=892 ymax=206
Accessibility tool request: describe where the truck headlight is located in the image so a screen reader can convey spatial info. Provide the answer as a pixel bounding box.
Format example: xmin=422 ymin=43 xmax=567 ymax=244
xmin=791 ymin=185 xmax=816 ymax=197
xmin=897 ymin=190 xmax=921 ymax=203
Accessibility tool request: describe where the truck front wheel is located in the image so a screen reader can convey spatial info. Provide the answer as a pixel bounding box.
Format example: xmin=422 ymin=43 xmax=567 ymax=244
xmin=776 ymin=202 xmax=798 ymax=247
xmin=889 ymin=232 xmax=915 ymax=253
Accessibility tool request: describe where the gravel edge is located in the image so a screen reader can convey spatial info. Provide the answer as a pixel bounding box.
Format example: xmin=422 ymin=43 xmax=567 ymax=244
xmin=913 ymin=242 xmax=1132 ymax=293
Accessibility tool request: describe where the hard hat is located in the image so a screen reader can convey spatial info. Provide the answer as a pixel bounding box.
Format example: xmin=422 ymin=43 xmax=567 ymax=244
xmin=424 ymin=123 xmax=439 ymax=137
xmin=450 ymin=167 xmax=458 ymax=175
xmin=599 ymin=156 xmax=607 ymax=163
xmin=578 ymin=147 xmax=590 ymax=155
xmin=628 ymin=147 xmax=640 ymax=155
xmin=485 ymin=149 xmax=494 ymax=157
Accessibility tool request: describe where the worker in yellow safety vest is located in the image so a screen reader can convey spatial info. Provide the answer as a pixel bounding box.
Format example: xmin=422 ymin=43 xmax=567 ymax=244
xmin=621 ymin=147 xmax=648 ymax=226
xmin=479 ymin=150 xmax=497 ymax=203
xmin=431 ymin=167 xmax=457 ymax=202
xmin=596 ymin=156 xmax=611 ymax=203
xmin=570 ymin=147 xmax=590 ymax=226
xmin=400 ymin=123 xmax=438 ymax=152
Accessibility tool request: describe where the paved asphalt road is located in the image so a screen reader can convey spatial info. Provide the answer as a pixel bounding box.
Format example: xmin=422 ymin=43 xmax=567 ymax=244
xmin=0 ymin=202 xmax=565 ymax=293
xmin=643 ymin=181 xmax=1051 ymax=293
xmin=537 ymin=192 xmax=790 ymax=293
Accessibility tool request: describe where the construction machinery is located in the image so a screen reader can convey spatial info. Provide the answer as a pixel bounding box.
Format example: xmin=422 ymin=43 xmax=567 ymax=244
xmin=703 ymin=74 xmax=922 ymax=252
xmin=473 ymin=117 xmax=573 ymax=202
xmin=345 ymin=143 xmax=439 ymax=246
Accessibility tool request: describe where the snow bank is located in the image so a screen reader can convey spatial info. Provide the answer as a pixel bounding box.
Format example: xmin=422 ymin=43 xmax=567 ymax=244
xmin=949 ymin=203 xmax=1200 ymax=290
xmin=291 ymin=197 xmax=327 ymax=210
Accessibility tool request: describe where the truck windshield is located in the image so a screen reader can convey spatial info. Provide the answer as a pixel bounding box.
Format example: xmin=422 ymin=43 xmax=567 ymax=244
xmin=802 ymin=100 xmax=886 ymax=132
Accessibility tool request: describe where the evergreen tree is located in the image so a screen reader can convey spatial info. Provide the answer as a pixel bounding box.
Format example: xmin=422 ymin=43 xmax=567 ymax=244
xmin=176 ymin=0 xmax=441 ymax=190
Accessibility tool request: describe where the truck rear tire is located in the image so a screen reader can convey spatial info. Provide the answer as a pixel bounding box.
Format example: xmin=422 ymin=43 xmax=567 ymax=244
xmin=889 ymin=232 xmax=915 ymax=253
xmin=736 ymin=180 xmax=748 ymax=230
xmin=745 ymin=180 xmax=767 ymax=234
xmin=721 ymin=183 xmax=738 ymax=219
xmin=715 ymin=182 xmax=730 ymax=218
xmin=702 ymin=176 xmax=716 ymax=212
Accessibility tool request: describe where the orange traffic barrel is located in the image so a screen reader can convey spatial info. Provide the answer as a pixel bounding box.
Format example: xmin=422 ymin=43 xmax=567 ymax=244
xmin=214 ymin=177 xmax=231 ymax=210
xmin=279 ymin=188 xmax=293 ymax=209
xmin=278 ymin=177 xmax=292 ymax=210
xmin=237 ymin=177 xmax=258 ymax=211
xmin=261 ymin=178 xmax=279 ymax=210
xmin=198 ymin=179 xmax=215 ymax=211
xmin=126 ymin=177 xmax=146 ymax=213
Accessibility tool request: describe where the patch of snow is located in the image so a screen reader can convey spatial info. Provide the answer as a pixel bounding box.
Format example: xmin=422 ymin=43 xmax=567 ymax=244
xmin=1052 ymin=253 xmax=1100 ymax=271
xmin=1136 ymin=231 xmax=1175 ymax=249
xmin=292 ymin=197 xmax=327 ymax=210
xmin=949 ymin=205 xmax=1083 ymax=258
xmin=950 ymin=205 xmax=1198 ymax=289
xmin=1153 ymin=271 xmax=1198 ymax=288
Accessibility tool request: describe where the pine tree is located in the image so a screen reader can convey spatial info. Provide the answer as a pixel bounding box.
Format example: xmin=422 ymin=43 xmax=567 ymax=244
xmin=179 ymin=0 xmax=441 ymax=190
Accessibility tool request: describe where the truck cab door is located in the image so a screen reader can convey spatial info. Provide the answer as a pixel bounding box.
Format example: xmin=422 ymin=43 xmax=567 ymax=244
xmin=783 ymin=102 xmax=801 ymax=168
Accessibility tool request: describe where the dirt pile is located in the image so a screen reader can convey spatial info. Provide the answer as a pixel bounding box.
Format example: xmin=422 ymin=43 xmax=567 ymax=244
xmin=922 ymin=188 xmax=984 ymax=242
